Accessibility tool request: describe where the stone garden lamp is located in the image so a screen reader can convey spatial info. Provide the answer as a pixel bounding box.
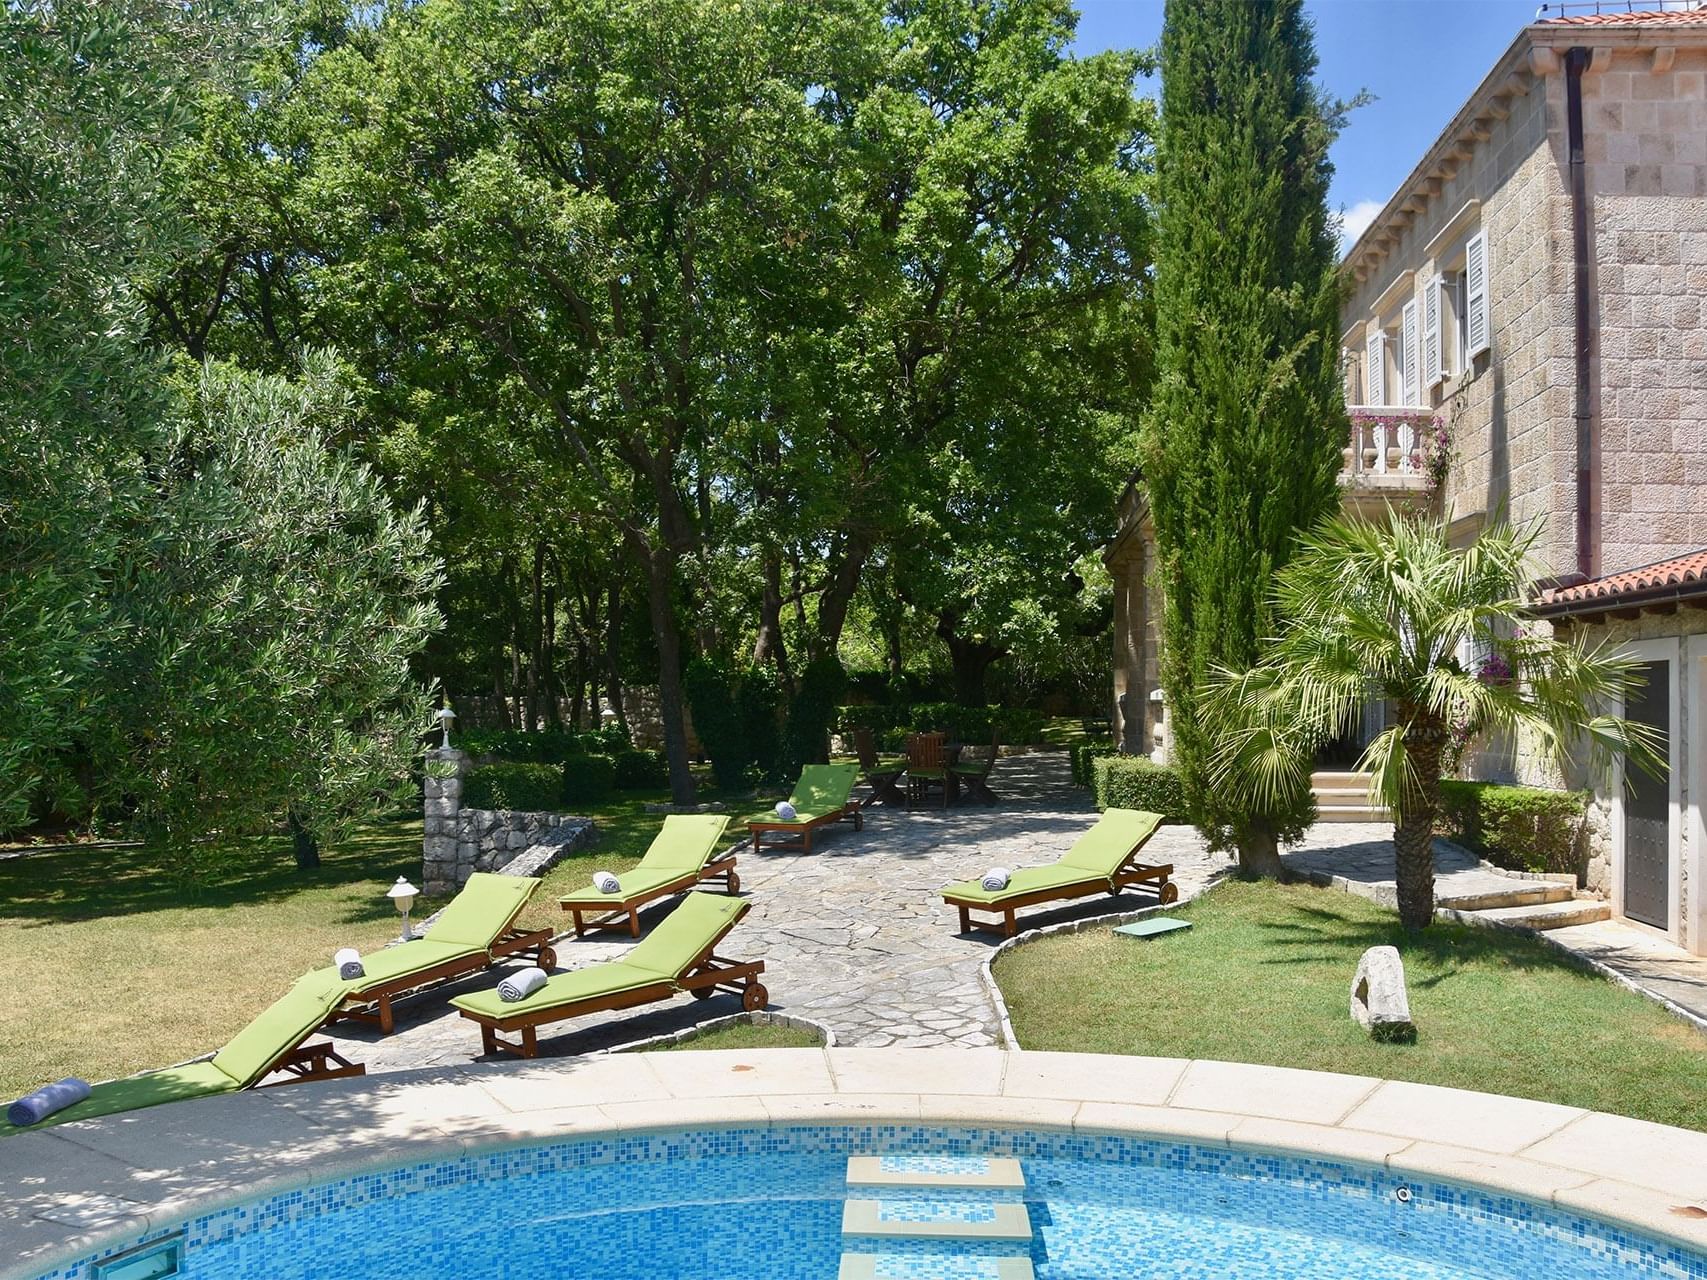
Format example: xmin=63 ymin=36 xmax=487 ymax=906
xmin=388 ymin=876 xmax=419 ymax=943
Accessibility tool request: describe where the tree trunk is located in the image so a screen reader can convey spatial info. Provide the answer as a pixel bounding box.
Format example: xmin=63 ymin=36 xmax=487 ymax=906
xmin=1393 ymin=720 xmax=1447 ymax=930
xmin=812 ymin=532 xmax=871 ymax=662
xmin=752 ymin=548 xmax=791 ymax=681
xmin=936 ymin=610 xmax=1005 ymax=705
xmin=605 ymin=583 xmax=628 ymax=734
xmin=288 ymin=808 xmax=320 ymax=872
xmin=1236 ymin=822 xmax=1285 ymax=880
xmin=639 ymin=549 xmax=696 ymax=804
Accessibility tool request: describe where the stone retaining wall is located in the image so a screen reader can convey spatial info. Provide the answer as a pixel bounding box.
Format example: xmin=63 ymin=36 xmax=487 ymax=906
xmin=421 ymin=746 xmax=595 ymax=894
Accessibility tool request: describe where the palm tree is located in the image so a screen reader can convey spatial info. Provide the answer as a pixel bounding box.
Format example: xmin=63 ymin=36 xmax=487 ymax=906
xmin=1203 ymin=513 xmax=1656 ymax=930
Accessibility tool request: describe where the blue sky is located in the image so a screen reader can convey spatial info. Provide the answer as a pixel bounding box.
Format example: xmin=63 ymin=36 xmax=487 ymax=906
xmin=1070 ymin=0 xmax=1544 ymax=248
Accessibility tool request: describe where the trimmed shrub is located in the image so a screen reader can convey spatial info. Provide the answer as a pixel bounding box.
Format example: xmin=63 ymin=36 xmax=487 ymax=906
xmin=990 ymin=707 xmax=1046 ymax=745
xmin=1071 ymin=740 xmax=1117 ymax=788
xmin=738 ymin=665 xmax=783 ymax=781
xmin=1438 ymin=781 xmax=1589 ymax=877
xmin=783 ymin=655 xmax=849 ymax=774
xmin=612 ymin=748 xmax=667 ymax=791
xmin=463 ymin=763 xmax=562 ymax=812
xmin=562 ymin=754 xmax=617 ymax=805
xmin=839 ymin=702 xmax=1047 ymax=747
xmin=837 ymin=703 xmax=911 ymax=734
xmin=458 ymin=728 xmax=625 ymax=763
xmin=685 ymin=657 xmax=749 ymax=790
xmin=1091 ymin=755 xmax=1187 ymax=821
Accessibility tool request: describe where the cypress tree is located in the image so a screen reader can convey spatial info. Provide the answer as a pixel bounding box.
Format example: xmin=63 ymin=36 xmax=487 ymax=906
xmin=1141 ymin=0 xmax=1348 ymax=875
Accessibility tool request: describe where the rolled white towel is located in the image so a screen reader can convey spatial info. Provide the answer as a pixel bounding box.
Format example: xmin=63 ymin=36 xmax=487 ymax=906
xmin=498 ymin=966 xmax=549 ymax=1003
xmin=334 ymin=947 xmax=365 ymax=981
xmin=592 ymin=870 xmax=621 ymax=895
xmin=8 ymin=1078 xmax=91 ymax=1127
xmin=775 ymin=801 xmax=798 ymax=821
xmin=980 ymin=867 xmax=1011 ymax=892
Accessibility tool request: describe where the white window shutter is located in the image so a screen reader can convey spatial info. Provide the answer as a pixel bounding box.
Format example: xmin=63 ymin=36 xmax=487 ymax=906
xmin=1365 ymin=328 xmax=1386 ymax=405
xmin=1401 ymin=298 xmax=1420 ymax=406
xmin=1423 ymin=275 xmax=1443 ymax=386
xmin=1465 ymin=229 xmax=1490 ymax=356
xmin=1342 ymin=348 xmax=1359 ymax=403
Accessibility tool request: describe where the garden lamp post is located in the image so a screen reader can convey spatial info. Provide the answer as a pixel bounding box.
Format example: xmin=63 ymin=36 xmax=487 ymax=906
xmin=435 ymin=706 xmax=455 ymax=750
xmin=388 ymin=876 xmax=419 ymax=943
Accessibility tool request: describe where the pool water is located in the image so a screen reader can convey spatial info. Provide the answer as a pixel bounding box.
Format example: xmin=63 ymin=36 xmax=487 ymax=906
xmin=30 ymin=1125 xmax=1707 ymax=1280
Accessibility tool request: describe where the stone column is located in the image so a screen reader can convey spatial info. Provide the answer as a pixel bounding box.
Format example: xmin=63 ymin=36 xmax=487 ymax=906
xmin=422 ymin=747 xmax=469 ymax=896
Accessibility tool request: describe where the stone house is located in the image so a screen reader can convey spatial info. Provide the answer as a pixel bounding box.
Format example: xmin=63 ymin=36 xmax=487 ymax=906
xmin=1108 ymin=5 xmax=1707 ymax=953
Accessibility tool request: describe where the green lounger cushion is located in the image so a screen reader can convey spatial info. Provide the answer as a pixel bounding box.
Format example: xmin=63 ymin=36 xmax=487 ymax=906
xmin=421 ymin=872 xmax=537 ymax=948
xmin=942 ymin=864 xmax=1104 ymax=903
xmin=342 ymin=938 xmax=485 ymax=991
xmin=636 ymin=813 xmax=732 ymax=870
xmin=558 ymin=815 xmax=730 ymax=907
xmin=450 ymin=960 xmax=668 ymax=1020
xmin=908 ymin=766 xmax=948 ymax=779
xmin=33 ymin=1061 xmax=240 ymax=1128
xmin=558 ymin=866 xmax=694 ymax=909
xmin=209 ymin=969 xmax=349 ymax=1086
xmin=1056 ymin=809 xmax=1163 ymax=875
xmin=752 ymin=764 xmax=858 ymax=824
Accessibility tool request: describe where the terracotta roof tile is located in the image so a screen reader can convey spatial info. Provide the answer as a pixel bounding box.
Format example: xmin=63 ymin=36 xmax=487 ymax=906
xmin=1538 ymin=7 xmax=1707 ymax=25
xmin=1537 ymin=548 xmax=1707 ymax=613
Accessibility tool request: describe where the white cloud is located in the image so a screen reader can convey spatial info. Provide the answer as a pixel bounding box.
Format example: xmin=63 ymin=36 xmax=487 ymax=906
xmin=1336 ymin=199 xmax=1384 ymax=256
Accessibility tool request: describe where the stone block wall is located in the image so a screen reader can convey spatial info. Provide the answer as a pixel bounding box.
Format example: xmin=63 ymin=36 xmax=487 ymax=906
xmin=421 ymin=746 xmax=595 ymax=894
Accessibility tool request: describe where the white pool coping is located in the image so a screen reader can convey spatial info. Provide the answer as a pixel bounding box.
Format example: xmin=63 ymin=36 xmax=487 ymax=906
xmin=4 ymin=1048 xmax=1707 ymax=1277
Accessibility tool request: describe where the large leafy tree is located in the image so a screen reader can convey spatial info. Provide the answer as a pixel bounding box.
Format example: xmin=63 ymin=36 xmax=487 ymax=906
xmin=1206 ymin=516 xmax=1656 ymax=930
xmin=1140 ymin=0 xmax=1347 ymax=875
xmin=94 ymin=356 xmax=442 ymax=876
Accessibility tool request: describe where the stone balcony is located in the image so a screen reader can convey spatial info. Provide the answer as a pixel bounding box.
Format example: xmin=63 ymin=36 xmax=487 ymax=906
xmin=1339 ymin=405 xmax=1437 ymax=518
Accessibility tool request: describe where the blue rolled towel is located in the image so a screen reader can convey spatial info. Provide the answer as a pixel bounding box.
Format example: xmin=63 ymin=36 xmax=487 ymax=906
xmin=498 ymin=966 xmax=549 ymax=1003
xmin=9 ymin=1078 xmax=91 ymax=1127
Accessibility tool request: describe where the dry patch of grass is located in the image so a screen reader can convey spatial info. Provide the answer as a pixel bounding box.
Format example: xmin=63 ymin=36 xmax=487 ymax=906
xmin=995 ymin=879 xmax=1707 ymax=1132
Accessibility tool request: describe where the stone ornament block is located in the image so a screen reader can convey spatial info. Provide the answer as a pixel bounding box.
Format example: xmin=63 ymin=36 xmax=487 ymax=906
xmin=1350 ymin=945 xmax=1417 ymax=1043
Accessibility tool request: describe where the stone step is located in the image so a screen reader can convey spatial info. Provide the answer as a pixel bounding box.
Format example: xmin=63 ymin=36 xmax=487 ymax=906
xmin=842 ymin=1197 xmax=1032 ymax=1241
xmin=1460 ymin=898 xmax=1611 ymax=930
xmin=846 ymin=1155 xmax=1025 ymax=1190
xmin=1314 ymin=803 xmax=1391 ymax=823
xmin=838 ymin=1255 xmax=1034 ymax=1280
xmin=1311 ymin=771 xmax=1374 ymax=785
xmin=1436 ymin=882 xmax=1574 ymax=912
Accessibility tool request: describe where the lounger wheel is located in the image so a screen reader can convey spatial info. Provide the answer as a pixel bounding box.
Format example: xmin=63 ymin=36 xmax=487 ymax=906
xmin=1158 ymin=882 xmax=1179 ymax=905
xmin=726 ymin=871 xmax=740 ymax=893
xmin=690 ymin=983 xmax=716 ymax=1001
xmin=742 ymin=982 xmax=768 ymax=1012
xmin=537 ymin=945 xmax=557 ymax=969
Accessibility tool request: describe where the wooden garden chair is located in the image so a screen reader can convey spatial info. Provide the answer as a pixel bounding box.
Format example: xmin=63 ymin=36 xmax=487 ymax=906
xmin=905 ymin=732 xmax=951 ymax=809
xmin=949 ymin=728 xmax=1002 ymax=806
xmin=853 ymin=727 xmax=907 ymax=807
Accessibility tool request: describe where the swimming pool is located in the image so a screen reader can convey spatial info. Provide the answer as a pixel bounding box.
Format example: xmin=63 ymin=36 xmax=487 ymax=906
xmin=27 ymin=1124 xmax=1707 ymax=1280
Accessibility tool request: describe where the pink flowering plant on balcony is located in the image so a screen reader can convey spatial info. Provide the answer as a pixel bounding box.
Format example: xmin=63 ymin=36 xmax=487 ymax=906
xmin=1412 ymin=416 xmax=1451 ymax=489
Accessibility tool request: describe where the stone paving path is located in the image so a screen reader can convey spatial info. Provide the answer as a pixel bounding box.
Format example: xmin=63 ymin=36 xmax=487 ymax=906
xmin=330 ymin=753 xmax=1232 ymax=1071
xmin=1279 ymin=827 xmax=1537 ymax=909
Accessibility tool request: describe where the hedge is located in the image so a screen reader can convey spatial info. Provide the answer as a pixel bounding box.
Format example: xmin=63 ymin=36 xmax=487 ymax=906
xmin=562 ymin=754 xmax=617 ymax=805
xmin=1091 ymin=755 xmax=1187 ymax=821
xmin=463 ymin=763 xmax=563 ymax=812
xmin=458 ymin=727 xmax=626 ymax=763
xmin=1070 ymin=740 xmax=1117 ymax=788
xmin=835 ymin=703 xmax=1047 ymax=746
xmin=1437 ymin=781 xmax=1590 ymax=877
xmin=612 ymin=748 xmax=667 ymax=791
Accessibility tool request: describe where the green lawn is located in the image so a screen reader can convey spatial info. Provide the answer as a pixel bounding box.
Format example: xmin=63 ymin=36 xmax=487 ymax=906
xmin=651 ymin=1021 xmax=823 ymax=1052
xmin=0 ymin=790 xmax=755 ymax=1098
xmin=995 ymin=879 xmax=1707 ymax=1131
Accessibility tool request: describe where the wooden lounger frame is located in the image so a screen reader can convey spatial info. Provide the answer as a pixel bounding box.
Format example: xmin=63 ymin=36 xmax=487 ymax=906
xmin=256 ymin=1040 xmax=368 ymax=1087
xmin=943 ymin=850 xmax=1179 ymax=938
xmin=458 ymin=946 xmax=767 ymax=1060
xmin=561 ymin=854 xmax=740 ymax=938
xmin=747 ymin=803 xmax=862 ymax=854
xmin=334 ymin=923 xmax=558 ymax=1035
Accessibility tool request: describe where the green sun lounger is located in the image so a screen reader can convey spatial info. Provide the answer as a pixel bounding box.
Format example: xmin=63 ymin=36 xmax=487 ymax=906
xmin=941 ymin=807 xmax=1175 ymax=937
xmin=452 ymin=891 xmax=766 ymax=1058
xmin=332 ymin=872 xmax=554 ymax=1034
xmin=746 ymin=762 xmax=863 ymax=854
xmin=15 ymin=970 xmax=363 ymax=1131
xmin=558 ymin=814 xmax=736 ymax=937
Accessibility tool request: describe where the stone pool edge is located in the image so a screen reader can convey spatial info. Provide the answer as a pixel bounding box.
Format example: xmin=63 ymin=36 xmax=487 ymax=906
xmin=4 ymin=1048 xmax=1707 ymax=1279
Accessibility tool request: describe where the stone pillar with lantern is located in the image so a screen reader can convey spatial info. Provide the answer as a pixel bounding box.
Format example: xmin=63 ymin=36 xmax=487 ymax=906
xmin=422 ymin=706 xmax=469 ymax=897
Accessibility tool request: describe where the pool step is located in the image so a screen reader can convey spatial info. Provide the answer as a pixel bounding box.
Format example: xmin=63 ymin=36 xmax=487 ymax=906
xmin=846 ymin=1155 xmax=1026 ymax=1190
xmin=838 ymin=1255 xmax=1035 ymax=1280
xmin=839 ymin=1155 xmax=1035 ymax=1277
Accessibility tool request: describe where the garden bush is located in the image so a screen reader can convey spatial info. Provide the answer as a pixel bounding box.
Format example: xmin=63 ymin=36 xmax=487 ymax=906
xmin=1070 ymin=740 xmax=1117 ymax=788
xmin=1438 ymin=781 xmax=1589 ymax=877
xmin=463 ymin=763 xmax=563 ymax=812
xmin=458 ymin=727 xmax=625 ymax=763
xmin=836 ymin=702 xmax=1046 ymax=747
xmin=1091 ymin=755 xmax=1187 ymax=821
xmin=561 ymin=754 xmax=617 ymax=805
xmin=612 ymin=748 xmax=668 ymax=791
xmin=685 ymin=657 xmax=751 ymax=790
xmin=782 ymin=655 xmax=849 ymax=774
